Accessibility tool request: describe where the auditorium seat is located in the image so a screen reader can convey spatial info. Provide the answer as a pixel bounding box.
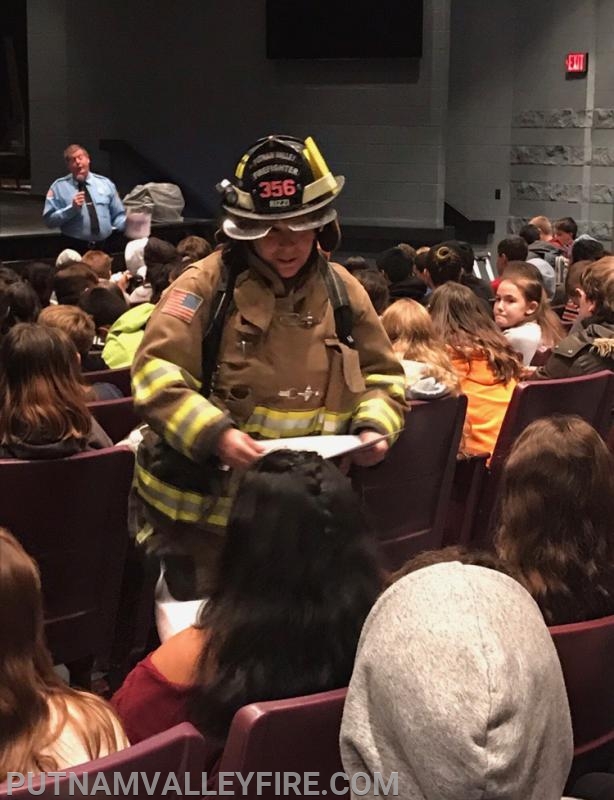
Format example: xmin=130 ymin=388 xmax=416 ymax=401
xmin=351 ymin=396 xmax=467 ymax=571
xmin=83 ymin=366 xmax=132 ymax=396
xmin=88 ymin=396 xmax=141 ymax=443
xmin=0 ymin=447 xmax=134 ymax=676
xmin=470 ymin=370 xmax=614 ymax=546
xmin=217 ymin=688 xmax=348 ymax=799
xmin=0 ymin=723 xmax=208 ymax=799
xmin=550 ymin=614 xmax=614 ymax=781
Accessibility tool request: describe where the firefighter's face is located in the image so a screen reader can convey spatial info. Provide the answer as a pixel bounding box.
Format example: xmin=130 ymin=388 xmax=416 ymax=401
xmin=252 ymin=223 xmax=316 ymax=278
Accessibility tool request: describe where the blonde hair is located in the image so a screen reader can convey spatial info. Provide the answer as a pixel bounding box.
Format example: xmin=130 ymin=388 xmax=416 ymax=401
xmin=39 ymin=304 xmax=95 ymax=359
xmin=382 ymin=299 xmax=459 ymax=393
xmin=529 ymin=215 xmax=552 ymax=238
xmin=0 ymin=528 xmax=125 ymax=781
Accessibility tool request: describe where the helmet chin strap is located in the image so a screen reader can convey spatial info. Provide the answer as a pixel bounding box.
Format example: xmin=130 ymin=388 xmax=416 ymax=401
xmin=317 ymin=219 xmax=341 ymax=253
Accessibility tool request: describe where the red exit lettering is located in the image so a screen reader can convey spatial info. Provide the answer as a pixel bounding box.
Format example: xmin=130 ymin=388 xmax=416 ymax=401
xmin=566 ymin=52 xmax=588 ymax=74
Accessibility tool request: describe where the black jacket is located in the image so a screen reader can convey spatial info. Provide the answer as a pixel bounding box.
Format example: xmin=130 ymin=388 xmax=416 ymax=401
xmin=0 ymin=419 xmax=112 ymax=459
xmin=534 ymin=318 xmax=614 ymax=379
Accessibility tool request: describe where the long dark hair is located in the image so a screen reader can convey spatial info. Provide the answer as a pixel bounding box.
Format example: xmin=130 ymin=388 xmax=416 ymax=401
xmin=189 ymin=450 xmax=381 ymax=741
xmin=429 ymin=282 xmax=523 ymax=383
xmin=0 ymin=323 xmax=92 ymax=445
xmin=495 ymin=415 xmax=614 ymax=625
xmin=0 ymin=528 xmax=124 ymax=780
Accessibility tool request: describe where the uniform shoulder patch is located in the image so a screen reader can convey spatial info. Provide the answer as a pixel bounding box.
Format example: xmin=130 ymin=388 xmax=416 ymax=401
xmin=161 ymin=288 xmax=204 ymax=324
xmin=46 ymin=189 xmax=54 ymax=199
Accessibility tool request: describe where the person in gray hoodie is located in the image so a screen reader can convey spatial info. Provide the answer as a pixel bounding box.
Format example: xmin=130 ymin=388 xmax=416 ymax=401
xmin=340 ymin=562 xmax=575 ymax=800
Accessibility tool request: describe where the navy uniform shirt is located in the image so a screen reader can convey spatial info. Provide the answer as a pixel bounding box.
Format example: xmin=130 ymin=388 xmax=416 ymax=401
xmin=43 ymin=172 xmax=126 ymax=241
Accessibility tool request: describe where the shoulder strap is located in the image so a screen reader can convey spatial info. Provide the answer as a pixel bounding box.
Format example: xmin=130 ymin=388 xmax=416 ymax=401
xmin=322 ymin=263 xmax=355 ymax=348
xmin=200 ymin=260 xmax=242 ymax=397
xmin=200 ymin=259 xmax=355 ymax=397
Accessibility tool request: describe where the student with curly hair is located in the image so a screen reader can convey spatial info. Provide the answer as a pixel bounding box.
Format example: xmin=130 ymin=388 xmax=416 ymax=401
xmin=112 ymin=450 xmax=382 ymax=755
xmin=495 ymin=415 xmax=614 ymax=625
xmin=0 ymin=528 xmax=127 ymax=781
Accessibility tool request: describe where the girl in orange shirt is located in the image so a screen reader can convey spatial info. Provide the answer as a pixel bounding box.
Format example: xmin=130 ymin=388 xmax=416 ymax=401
xmin=429 ymin=282 xmax=523 ymax=458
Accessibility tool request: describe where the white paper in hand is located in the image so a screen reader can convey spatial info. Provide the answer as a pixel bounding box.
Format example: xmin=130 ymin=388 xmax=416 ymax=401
xmin=257 ymin=433 xmax=394 ymax=460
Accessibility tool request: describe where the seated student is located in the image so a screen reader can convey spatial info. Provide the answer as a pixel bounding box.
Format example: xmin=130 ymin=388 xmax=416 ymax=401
xmin=81 ymin=249 xmax=113 ymax=281
xmin=495 ymin=415 xmax=614 ymax=626
xmin=381 ymin=298 xmax=459 ymax=398
xmin=0 ymin=528 xmax=128 ymax=782
xmin=340 ymin=561 xmax=573 ymax=800
xmin=53 ymin=263 xmax=98 ymax=306
xmin=102 ymin=247 xmax=177 ymax=369
xmin=494 ymin=235 xmax=529 ymax=291
xmin=127 ymin=237 xmax=178 ymax=306
xmin=78 ymin=285 xmax=128 ymax=343
xmin=176 ymin=235 xmax=212 ymax=265
xmin=352 ymin=268 xmax=390 ymax=315
xmin=560 ymin=259 xmax=591 ymax=326
xmin=429 ymin=282 xmax=523 ymax=458
xmin=535 ymin=256 xmax=614 ymax=379
xmin=424 ymin=242 xmax=463 ymax=289
xmin=112 ymin=450 xmax=381 ymax=752
xmin=450 ymin=239 xmax=494 ymax=305
xmin=22 ymin=261 xmax=56 ymax=309
xmin=0 ymin=279 xmax=41 ymax=335
xmin=376 ymin=246 xmax=426 ymax=303
xmin=570 ymin=234 xmax=605 ymax=265
xmin=551 ymin=216 xmax=578 ymax=258
xmin=343 ymin=255 xmax=372 ymax=274
xmin=39 ymin=304 xmax=105 ymax=371
xmin=54 ymin=248 xmax=81 ymax=269
xmin=494 ymin=261 xmax=564 ymax=365
xmin=0 ymin=323 xmax=112 ymax=458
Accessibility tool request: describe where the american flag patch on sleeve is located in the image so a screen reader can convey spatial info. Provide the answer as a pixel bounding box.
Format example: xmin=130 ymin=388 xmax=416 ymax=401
xmin=161 ymin=289 xmax=204 ymax=323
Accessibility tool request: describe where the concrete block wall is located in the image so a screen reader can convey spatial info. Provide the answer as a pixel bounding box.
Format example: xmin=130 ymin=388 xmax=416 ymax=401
xmin=445 ymin=0 xmax=515 ymax=248
xmin=26 ymin=0 xmax=613 ymax=246
xmin=27 ymin=0 xmax=450 ymax=230
xmin=509 ymin=0 xmax=614 ymax=247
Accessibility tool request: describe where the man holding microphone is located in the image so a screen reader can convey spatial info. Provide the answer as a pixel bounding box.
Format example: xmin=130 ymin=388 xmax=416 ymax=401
xmin=43 ymin=143 xmax=126 ymax=252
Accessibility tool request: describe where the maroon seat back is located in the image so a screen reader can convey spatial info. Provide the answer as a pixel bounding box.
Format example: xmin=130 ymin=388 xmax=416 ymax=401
xmin=529 ymin=347 xmax=552 ymax=367
xmin=218 ymin=689 xmax=348 ymax=799
xmin=0 ymin=723 xmax=207 ymax=799
xmin=351 ymin=396 xmax=467 ymax=571
xmin=88 ymin=397 xmax=141 ymax=443
xmin=83 ymin=366 xmax=132 ymax=396
xmin=550 ymin=615 xmax=614 ymax=756
xmin=0 ymin=447 xmax=134 ymax=666
xmin=474 ymin=370 xmax=614 ymax=545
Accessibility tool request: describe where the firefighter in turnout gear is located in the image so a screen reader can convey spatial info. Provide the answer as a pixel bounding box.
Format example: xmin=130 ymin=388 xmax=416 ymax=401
xmin=132 ymin=134 xmax=406 ymax=603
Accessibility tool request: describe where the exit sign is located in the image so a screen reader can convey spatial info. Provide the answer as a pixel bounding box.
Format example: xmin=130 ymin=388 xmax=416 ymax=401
xmin=566 ymin=52 xmax=588 ymax=76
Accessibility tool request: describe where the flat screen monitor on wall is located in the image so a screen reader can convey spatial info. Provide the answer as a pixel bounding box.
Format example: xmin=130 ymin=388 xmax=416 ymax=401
xmin=266 ymin=0 xmax=423 ymax=60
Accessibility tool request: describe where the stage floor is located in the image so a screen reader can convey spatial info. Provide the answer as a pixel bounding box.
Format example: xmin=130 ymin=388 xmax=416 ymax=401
xmin=0 ymin=191 xmax=52 ymax=238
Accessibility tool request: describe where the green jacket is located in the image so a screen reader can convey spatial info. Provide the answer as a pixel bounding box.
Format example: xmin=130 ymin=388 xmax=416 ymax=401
xmin=102 ymin=303 xmax=154 ymax=369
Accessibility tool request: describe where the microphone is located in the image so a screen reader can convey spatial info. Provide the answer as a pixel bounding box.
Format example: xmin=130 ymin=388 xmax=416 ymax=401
xmin=77 ymin=180 xmax=85 ymax=192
